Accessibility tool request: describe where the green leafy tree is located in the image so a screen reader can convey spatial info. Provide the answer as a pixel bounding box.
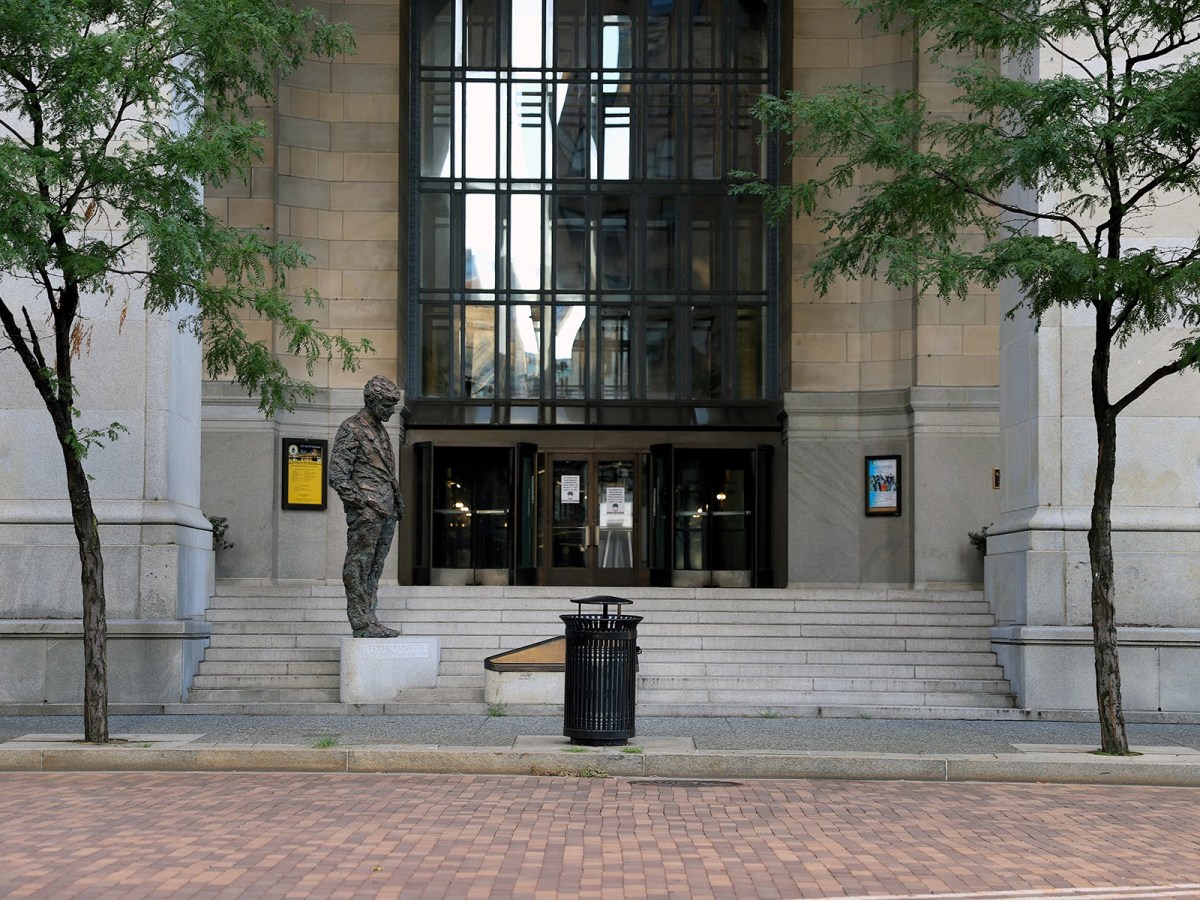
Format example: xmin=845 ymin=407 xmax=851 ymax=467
xmin=0 ymin=0 xmax=368 ymax=742
xmin=738 ymin=0 xmax=1200 ymax=753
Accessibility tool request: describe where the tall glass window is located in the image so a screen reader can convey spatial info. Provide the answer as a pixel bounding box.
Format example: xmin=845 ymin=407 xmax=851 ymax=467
xmin=413 ymin=0 xmax=775 ymax=402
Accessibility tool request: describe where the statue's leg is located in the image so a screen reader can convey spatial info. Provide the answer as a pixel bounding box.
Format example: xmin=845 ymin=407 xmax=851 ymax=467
xmin=343 ymin=508 xmax=384 ymax=635
xmin=365 ymin=511 xmax=399 ymax=620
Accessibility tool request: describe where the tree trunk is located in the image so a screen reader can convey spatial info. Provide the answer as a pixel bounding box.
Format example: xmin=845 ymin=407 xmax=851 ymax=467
xmin=1089 ymin=399 xmax=1128 ymax=754
xmin=59 ymin=439 xmax=109 ymax=744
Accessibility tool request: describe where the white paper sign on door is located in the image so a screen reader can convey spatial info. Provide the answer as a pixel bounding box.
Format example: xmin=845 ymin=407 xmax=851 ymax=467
xmin=604 ymin=486 xmax=626 ymax=514
xmin=561 ymin=475 xmax=581 ymax=504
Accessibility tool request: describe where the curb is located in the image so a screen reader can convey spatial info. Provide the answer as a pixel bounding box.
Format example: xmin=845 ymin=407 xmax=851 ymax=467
xmin=4 ymin=745 xmax=1200 ymax=787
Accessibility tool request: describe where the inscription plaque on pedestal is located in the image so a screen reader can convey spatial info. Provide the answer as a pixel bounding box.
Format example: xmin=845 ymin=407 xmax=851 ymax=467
xmin=340 ymin=636 xmax=441 ymax=703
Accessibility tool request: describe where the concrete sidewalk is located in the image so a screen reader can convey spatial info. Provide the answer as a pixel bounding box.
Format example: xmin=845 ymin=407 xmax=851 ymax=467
xmin=4 ymin=714 xmax=1200 ymax=786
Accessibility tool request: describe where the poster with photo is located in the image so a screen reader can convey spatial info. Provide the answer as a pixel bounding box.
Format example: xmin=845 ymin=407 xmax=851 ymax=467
xmin=865 ymin=455 xmax=901 ymax=516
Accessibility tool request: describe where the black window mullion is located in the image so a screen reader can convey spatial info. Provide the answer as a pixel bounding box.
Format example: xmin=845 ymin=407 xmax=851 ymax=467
xmin=413 ymin=0 xmax=777 ymax=405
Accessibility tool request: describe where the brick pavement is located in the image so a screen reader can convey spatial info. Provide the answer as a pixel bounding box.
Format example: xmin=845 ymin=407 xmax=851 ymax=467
xmin=1 ymin=773 xmax=1199 ymax=899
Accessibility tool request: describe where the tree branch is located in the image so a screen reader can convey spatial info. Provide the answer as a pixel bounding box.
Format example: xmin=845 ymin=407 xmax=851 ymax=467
xmin=1126 ymin=21 xmax=1200 ymax=68
xmin=0 ymin=297 xmax=54 ymax=408
xmin=0 ymin=116 xmax=33 ymax=148
xmin=1121 ymin=144 xmax=1200 ymax=214
xmin=1109 ymin=288 xmax=1139 ymax=336
xmin=1112 ymin=357 xmax=1190 ymax=415
xmin=931 ymin=168 xmax=1095 ymax=250
xmin=21 ymin=306 xmax=48 ymax=371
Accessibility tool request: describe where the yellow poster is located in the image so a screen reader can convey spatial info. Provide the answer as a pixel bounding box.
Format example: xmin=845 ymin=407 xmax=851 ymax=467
xmin=287 ymin=459 xmax=323 ymax=505
xmin=284 ymin=441 xmax=326 ymax=508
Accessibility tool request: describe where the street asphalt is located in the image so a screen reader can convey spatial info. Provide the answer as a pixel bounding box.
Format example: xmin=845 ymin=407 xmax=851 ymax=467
xmin=4 ymin=714 xmax=1200 ymax=785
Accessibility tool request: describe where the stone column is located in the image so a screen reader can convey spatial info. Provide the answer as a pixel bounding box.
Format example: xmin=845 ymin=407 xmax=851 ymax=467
xmin=0 ymin=276 xmax=213 ymax=707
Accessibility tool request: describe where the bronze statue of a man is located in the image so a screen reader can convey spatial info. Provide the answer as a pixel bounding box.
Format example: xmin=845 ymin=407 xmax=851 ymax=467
xmin=329 ymin=376 xmax=405 ymax=638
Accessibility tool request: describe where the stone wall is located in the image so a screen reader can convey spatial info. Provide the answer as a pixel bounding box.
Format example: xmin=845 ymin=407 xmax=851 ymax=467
xmin=203 ymin=0 xmax=405 ymax=393
xmin=782 ymin=0 xmax=1001 ymax=586
xmin=201 ymin=0 xmax=406 ymax=584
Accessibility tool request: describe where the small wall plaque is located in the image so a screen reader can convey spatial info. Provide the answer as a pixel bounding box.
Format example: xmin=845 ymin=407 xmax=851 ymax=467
xmin=865 ymin=455 xmax=901 ymax=516
xmin=282 ymin=438 xmax=328 ymax=510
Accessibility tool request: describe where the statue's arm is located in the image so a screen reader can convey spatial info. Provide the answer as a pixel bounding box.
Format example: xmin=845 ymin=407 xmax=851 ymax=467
xmin=329 ymin=426 xmax=366 ymax=508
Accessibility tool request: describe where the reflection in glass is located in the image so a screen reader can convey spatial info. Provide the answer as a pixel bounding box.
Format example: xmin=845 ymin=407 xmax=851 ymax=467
xmin=464 ymin=194 xmax=496 ymax=294
xmin=691 ymin=196 xmax=721 ymax=291
xmin=736 ymin=305 xmax=764 ymax=399
xmin=600 ymin=308 xmax=631 ymax=399
xmin=672 ymin=450 xmax=752 ymax=572
xmin=690 ymin=0 xmax=723 ymax=68
xmin=735 ymin=83 xmax=765 ymax=175
xmin=421 ymin=0 xmax=453 ymax=66
xmin=711 ymin=466 xmax=749 ymax=570
xmin=434 ymin=460 xmax=473 ymax=568
xmin=691 ymin=84 xmax=720 ymax=179
xmin=736 ymin=203 xmax=764 ymax=291
xmin=510 ymin=77 xmax=545 ymax=179
xmin=598 ymin=459 xmax=635 ymax=568
xmin=554 ymin=80 xmax=591 ymax=178
xmin=555 ymin=0 xmax=588 ymax=69
xmin=601 ymin=15 xmax=631 ymax=72
xmin=421 ymin=82 xmax=452 ymax=177
xmin=599 ymin=199 xmax=630 ymax=289
xmin=600 ymin=86 xmax=632 ymax=180
xmin=463 ymin=81 xmax=500 ymax=179
xmin=734 ymin=0 xmax=769 ymax=70
xmin=511 ymin=0 xmax=545 ymax=68
xmin=507 ymin=301 xmax=542 ymax=398
xmin=554 ymin=305 xmax=588 ymax=398
xmin=433 ymin=449 xmax=511 ymax=569
xmin=646 ymin=197 xmax=676 ymax=289
xmin=421 ymin=305 xmax=455 ymax=397
xmin=464 ymin=305 xmax=496 ymax=397
xmin=690 ymin=305 xmax=721 ymax=399
xmin=509 ymin=193 xmax=544 ymax=288
xmin=645 ymin=0 xmax=678 ymax=69
xmin=674 ymin=455 xmax=706 ymax=570
xmin=644 ymin=83 xmax=677 ymax=178
xmin=466 ymin=0 xmax=499 ymax=68
xmin=420 ymin=193 xmax=451 ymax=289
xmin=644 ymin=305 xmax=675 ymax=399
xmin=554 ymin=197 xmax=588 ymax=290
xmin=600 ymin=16 xmax=632 ymax=179
xmin=415 ymin=0 xmax=772 ymax=405
xmin=552 ymin=459 xmax=588 ymax=567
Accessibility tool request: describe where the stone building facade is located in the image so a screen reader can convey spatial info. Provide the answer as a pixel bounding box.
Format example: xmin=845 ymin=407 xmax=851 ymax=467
xmin=3 ymin=0 xmax=1198 ymax=712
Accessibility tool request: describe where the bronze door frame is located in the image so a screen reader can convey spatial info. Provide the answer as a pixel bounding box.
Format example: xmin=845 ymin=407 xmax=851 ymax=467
xmin=544 ymin=452 xmax=642 ymax=587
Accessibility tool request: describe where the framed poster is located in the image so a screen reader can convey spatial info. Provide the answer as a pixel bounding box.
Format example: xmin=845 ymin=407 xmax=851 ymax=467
xmin=865 ymin=455 xmax=901 ymax=516
xmin=282 ymin=438 xmax=328 ymax=510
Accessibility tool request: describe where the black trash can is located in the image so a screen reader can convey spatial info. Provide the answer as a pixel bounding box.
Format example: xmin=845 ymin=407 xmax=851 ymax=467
xmin=561 ymin=596 xmax=642 ymax=746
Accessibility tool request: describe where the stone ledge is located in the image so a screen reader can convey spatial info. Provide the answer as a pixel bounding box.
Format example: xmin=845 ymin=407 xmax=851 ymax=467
xmin=992 ymin=625 xmax=1200 ymax=648
xmin=990 ymin=505 xmax=1200 ymax=535
xmin=0 ymin=499 xmax=212 ymax=530
xmin=0 ymin=619 xmax=212 ymax=639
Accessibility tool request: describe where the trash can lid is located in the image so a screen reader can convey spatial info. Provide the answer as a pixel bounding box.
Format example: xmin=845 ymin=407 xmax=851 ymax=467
xmin=573 ymin=595 xmax=632 ymax=607
xmin=571 ymin=595 xmax=632 ymax=617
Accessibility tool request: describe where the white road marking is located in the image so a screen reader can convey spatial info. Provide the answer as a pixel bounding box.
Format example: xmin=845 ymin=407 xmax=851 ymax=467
xmin=821 ymin=884 xmax=1200 ymax=900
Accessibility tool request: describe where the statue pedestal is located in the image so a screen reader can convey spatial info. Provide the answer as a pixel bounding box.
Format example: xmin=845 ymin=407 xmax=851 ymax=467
xmin=340 ymin=637 xmax=440 ymax=703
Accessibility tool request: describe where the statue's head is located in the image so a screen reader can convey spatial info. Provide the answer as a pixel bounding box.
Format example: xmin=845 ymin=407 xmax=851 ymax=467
xmin=364 ymin=376 xmax=401 ymax=423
